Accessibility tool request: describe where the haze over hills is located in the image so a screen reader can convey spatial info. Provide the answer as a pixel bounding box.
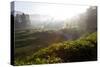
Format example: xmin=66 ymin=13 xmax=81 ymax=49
xmin=29 ymin=14 xmax=65 ymax=30
xmin=11 ymin=6 xmax=97 ymax=33
xmin=11 ymin=2 xmax=97 ymax=65
xmin=12 ymin=11 xmax=82 ymax=31
xmin=12 ymin=11 xmax=67 ymax=30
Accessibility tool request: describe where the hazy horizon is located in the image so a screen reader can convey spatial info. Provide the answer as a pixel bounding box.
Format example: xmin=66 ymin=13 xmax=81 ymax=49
xmin=13 ymin=1 xmax=89 ymax=20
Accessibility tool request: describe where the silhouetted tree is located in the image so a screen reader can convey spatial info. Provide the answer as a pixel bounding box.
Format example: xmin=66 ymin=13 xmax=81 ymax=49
xmin=14 ymin=12 xmax=30 ymax=29
xmin=86 ymin=6 xmax=97 ymax=32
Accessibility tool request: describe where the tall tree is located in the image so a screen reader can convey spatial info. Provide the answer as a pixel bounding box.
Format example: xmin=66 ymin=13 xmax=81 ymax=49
xmin=86 ymin=6 xmax=97 ymax=32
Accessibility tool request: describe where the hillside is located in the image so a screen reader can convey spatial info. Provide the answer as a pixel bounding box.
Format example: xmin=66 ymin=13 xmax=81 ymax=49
xmin=15 ymin=32 xmax=97 ymax=65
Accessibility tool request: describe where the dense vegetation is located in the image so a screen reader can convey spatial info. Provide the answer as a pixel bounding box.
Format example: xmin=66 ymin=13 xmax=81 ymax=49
xmin=14 ymin=32 xmax=97 ymax=65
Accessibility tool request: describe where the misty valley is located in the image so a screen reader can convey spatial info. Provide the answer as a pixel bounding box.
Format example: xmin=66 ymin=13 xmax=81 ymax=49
xmin=11 ymin=5 xmax=97 ymax=65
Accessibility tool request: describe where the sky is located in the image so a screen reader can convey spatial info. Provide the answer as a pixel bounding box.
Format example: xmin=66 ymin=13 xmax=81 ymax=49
xmin=14 ymin=1 xmax=90 ymax=20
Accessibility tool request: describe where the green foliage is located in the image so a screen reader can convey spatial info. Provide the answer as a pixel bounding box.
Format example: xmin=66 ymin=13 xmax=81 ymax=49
xmin=15 ymin=32 xmax=97 ymax=65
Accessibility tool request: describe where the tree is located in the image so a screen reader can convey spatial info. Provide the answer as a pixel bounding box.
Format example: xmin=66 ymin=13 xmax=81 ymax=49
xmin=85 ymin=6 xmax=97 ymax=32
